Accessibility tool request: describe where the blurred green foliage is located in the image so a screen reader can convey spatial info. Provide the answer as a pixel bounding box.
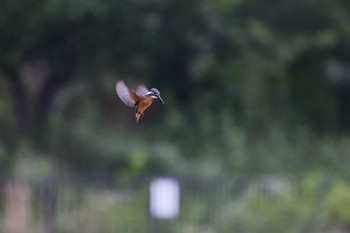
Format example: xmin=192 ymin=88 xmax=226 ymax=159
xmin=325 ymin=180 xmax=350 ymax=225
xmin=55 ymin=187 xmax=149 ymax=233
xmin=22 ymin=174 xmax=350 ymax=233
xmin=0 ymin=0 xmax=350 ymax=177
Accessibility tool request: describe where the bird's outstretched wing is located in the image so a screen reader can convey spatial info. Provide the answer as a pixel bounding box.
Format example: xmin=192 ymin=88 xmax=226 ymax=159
xmin=116 ymin=81 xmax=138 ymax=107
xmin=135 ymin=84 xmax=150 ymax=97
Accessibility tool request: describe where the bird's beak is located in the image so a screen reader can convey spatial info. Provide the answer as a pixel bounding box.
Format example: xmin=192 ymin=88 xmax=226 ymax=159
xmin=157 ymin=95 xmax=164 ymax=104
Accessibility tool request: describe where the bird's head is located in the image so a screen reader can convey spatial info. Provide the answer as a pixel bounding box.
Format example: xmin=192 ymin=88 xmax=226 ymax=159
xmin=148 ymin=88 xmax=164 ymax=104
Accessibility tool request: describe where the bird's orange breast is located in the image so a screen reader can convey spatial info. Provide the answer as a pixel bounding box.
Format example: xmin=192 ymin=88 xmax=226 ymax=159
xmin=135 ymin=96 xmax=155 ymax=123
xmin=138 ymin=96 xmax=154 ymax=110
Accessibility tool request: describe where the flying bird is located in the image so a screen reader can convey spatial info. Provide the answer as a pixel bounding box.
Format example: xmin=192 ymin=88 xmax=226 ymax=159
xmin=115 ymin=80 xmax=164 ymax=123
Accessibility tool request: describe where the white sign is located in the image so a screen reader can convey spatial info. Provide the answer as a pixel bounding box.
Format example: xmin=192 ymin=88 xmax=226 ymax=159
xmin=150 ymin=177 xmax=180 ymax=219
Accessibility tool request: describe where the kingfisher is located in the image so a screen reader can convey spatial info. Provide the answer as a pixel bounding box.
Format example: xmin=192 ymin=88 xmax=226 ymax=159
xmin=115 ymin=80 xmax=164 ymax=123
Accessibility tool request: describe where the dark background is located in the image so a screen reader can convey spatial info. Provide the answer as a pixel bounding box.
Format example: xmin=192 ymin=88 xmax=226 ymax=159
xmin=1 ymin=0 xmax=350 ymax=178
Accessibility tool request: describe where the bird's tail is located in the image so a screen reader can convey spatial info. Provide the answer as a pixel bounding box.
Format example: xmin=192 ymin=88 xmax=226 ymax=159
xmin=134 ymin=107 xmax=142 ymax=123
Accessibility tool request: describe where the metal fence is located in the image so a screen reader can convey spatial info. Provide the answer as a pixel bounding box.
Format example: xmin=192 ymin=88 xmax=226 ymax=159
xmin=0 ymin=174 xmax=344 ymax=233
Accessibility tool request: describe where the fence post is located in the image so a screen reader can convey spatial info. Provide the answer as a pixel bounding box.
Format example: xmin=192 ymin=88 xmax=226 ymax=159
xmin=4 ymin=179 xmax=32 ymax=233
xmin=42 ymin=179 xmax=57 ymax=233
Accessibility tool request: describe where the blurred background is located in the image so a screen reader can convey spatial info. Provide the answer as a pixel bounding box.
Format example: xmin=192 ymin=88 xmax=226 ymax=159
xmin=1 ymin=0 xmax=350 ymax=232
